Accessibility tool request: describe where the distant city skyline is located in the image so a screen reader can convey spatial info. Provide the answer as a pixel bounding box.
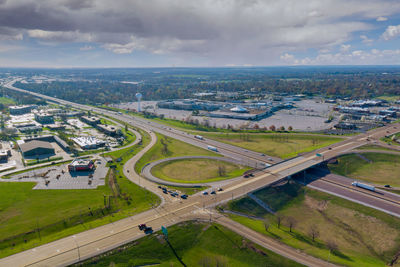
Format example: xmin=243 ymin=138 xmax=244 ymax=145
xmin=0 ymin=0 xmax=400 ymax=67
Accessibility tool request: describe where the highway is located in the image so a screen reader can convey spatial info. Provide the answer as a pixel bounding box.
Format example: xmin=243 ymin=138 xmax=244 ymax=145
xmin=2 ymin=79 xmax=400 ymax=266
xmin=303 ymin=169 xmax=400 ymax=218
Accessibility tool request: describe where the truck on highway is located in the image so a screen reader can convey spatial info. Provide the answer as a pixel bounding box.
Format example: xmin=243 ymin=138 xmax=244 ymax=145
xmin=207 ymin=145 xmax=218 ymax=152
xmin=351 ymin=181 xmax=375 ymax=191
xmin=194 ymin=135 xmax=204 ymax=140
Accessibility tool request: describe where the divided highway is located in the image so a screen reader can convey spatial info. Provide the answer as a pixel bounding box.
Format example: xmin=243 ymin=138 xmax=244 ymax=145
xmin=2 ymin=79 xmax=400 ymax=266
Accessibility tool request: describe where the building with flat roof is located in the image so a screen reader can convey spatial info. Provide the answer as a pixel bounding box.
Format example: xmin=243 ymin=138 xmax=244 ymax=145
xmin=97 ymin=124 xmax=120 ymax=136
xmin=19 ymin=140 xmax=55 ymax=157
xmin=9 ymin=105 xmax=37 ymax=115
xmin=80 ymin=116 xmax=101 ymax=126
xmin=34 ymin=113 xmax=54 ymax=124
xmin=68 ymin=158 xmax=95 ymax=172
xmin=72 ymin=136 xmax=106 ymax=150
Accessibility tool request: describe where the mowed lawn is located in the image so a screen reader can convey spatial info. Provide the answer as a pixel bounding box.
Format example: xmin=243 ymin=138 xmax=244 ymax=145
xmin=76 ymin=221 xmax=303 ymax=267
xmin=151 ymin=158 xmax=250 ymax=183
xmin=226 ymin=182 xmax=400 ymax=267
xmin=0 ymin=128 xmax=159 ymax=258
xmin=135 ymin=133 xmax=218 ymax=174
xmin=328 ymin=152 xmax=400 ymax=187
xmin=203 ymin=133 xmax=343 ymax=159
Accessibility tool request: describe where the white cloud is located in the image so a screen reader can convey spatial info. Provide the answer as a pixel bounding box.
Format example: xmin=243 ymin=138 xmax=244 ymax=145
xmin=79 ymin=45 xmax=94 ymax=51
xmin=281 ymin=47 xmax=400 ymax=65
xmin=376 ymin=16 xmax=388 ymax=21
xmin=360 ymin=35 xmax=373 ymax=44
xmin=340 ymin=44 xmax=351 ymax=52
xmin=0 ymin=0 xmax=400 ymax=65
xmin=381 ymin=25 xmax=400 ymax=40
xmin=27 ymin=29 xmax=93 ymax=42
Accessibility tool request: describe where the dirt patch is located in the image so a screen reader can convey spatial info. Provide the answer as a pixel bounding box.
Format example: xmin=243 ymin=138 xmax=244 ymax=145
xmin=304 ymin=195 xmax=328 ymax=212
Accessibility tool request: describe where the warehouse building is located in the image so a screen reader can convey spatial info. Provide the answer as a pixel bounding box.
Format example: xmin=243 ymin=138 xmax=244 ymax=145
xmin=19 ymin=140 xmax=55 ymax=157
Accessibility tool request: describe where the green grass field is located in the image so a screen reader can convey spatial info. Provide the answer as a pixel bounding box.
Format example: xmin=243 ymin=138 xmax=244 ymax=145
xmin=356 ymin=144 xmax=398 ymax=152
xmin=0 ymin=128 xmax=159 ymax=258
xmin=0 ymin=96 xmax=15 ymax=105
xmin=75 ymin=221 xmax=303 ymax=267
xmin=202 ymin=133 xmax=343 ymax=159
xmin=328 ymin=152 xmax=400 ymax=187
xmin=135 ymin=133 xmax=219 ymax=174
xmin=151 ymin=158 xmax=250 ymax=184
xmin=224 ymin=181 xmax=400 ymax=267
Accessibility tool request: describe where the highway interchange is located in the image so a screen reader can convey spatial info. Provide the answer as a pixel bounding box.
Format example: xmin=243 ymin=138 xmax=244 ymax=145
xmin=1 ymin=79 xmax=400 ymax=266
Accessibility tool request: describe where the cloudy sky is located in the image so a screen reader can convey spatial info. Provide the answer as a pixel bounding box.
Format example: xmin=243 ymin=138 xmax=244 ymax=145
xmin=0 ymin=0 xmax=400 ymax=67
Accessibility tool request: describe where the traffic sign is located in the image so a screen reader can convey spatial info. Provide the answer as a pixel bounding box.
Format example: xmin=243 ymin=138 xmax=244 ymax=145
xmin=161 ymin=226 xmax=168 ymax=238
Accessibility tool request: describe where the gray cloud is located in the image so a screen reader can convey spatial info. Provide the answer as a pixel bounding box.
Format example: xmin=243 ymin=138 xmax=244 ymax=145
xmin=0 ymin=0 xmax=399 ymax=65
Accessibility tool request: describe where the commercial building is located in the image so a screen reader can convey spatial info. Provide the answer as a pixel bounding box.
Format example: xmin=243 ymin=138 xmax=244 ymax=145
xmin=9 ymin=105 xmax=37 ymax=115
xmin=19 ymin=140 xmax=55 ymax=157
xmin=72 ymin=136 xmax=106 ymax=150
xmin=97 ymin=124 xmax=120 ymax=136
xmin=80 ymin=116 xmax=101 ymax=126
xmin=230 ymin=105 xmax=248 ymax=113
xmin=68 ymin=158 xmax=95 ymax=172
xmin=0 ymin=150 xmax=10 ymax=162
xmin=157 ymin=100 xmax=220 ymax=111
xmin=15 ymin=123 xmax=42 ymax=133
xmin=34 ymin=113 xmax=54 ymax=124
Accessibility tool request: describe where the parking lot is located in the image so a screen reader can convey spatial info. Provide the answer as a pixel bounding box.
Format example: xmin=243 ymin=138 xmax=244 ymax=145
xmin=7 ymin=157 xmax=109 ymax=189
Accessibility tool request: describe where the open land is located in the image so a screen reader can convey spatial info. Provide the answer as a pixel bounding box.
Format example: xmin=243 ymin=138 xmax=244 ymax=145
xmin=202 ymin=133 xmax=343 ymax=159
xmin=328 ymin=152 xmax=400 ymax=187
xmin=151 ymin=158 xmax=250 ymax=183
xmin=224 ymin=181 xmax=400 ymax=267
xmin=0 ymin=128 xmax=158 ymax=258
xmin=74 ymin=221 xmax=303 ymax=267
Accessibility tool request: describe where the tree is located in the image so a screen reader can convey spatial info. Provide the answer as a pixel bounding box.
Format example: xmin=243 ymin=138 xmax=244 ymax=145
xmin=288 ymin=126 xmax=293 ymax=131
xmin=308 ymin=224 xmax=320 ymax=242
xmin=276 ymin=213 xmax=284 ymax=229
xmin=264 ymin=218 xmax=270 ymax=232
xmin=269 ymin=125 xmax=276 ymax=131
xmin=326 ymin=239 xmax=338 ymax=253
xmin=279 ymin=126 xmax=285 ymax=131
xmin=218 ymin=165 xmax=226 ymax=176
xmin=286 ymin=216 xmax=297 ymax=232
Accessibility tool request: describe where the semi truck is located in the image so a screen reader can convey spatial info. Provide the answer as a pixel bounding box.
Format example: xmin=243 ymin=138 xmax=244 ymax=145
xmin=351 ymin=181 xmax=375 ymax=191
xmin=194 ymin=135 xmax=204 ymax=140
xmin=207 ymin=145 xmax=218 ymax=152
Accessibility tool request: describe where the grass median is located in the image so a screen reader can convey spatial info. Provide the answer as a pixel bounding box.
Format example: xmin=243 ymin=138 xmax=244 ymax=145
xmin=135 ymin=132 xmax=219 ymax=174
xmin=202 ymin=133 xmax=343 ymax=159
xmin=151 ymin=158 xmax=250 ymax=184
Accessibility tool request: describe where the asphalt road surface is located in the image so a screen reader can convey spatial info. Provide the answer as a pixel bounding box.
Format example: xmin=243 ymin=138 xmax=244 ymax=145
xmin=1 ymin=79 xmax=400 ymax=266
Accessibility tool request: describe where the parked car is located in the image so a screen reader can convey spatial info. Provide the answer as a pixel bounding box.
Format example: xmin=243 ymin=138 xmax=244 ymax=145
xmin=384 ymin=184 xmax=391 ymax=188
xmin=210 ymin=190 xmax=216 ymax=195
xmin=202 ymin=191 xmax=208 ymax=195
xmin=217 ymin=188 xmax=223 ymax=192
xmin=144 ymin=226 xmax=153 ymax=234
xmin=181 ymin=194 xmax=188 ymax=199
xmin=138 ymin=224 xmax=147 ymax=230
